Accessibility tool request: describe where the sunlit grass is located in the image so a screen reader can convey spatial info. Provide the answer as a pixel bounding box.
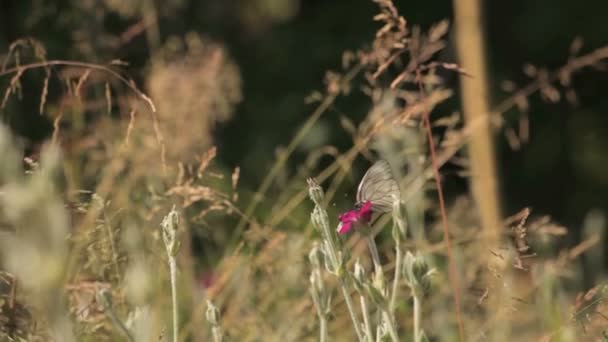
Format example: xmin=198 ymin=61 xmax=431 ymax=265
xmin=1 ymin=1 xmax=608 ymax=341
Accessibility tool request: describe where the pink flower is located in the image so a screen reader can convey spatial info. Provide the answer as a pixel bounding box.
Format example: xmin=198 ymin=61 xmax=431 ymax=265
xmin=337 ymin=201 xmax=373 ymax=234
xmin=198 ymin=272 xmax=217 ymax=290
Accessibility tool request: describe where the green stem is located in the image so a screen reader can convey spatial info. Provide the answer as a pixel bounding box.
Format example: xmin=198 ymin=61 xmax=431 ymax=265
xmin=382 ymin=309 xmax=400 ymax=342
xmin=211 ymin=326 xmax=223 ymax=342
xmin=367 ymin=237 xmax=382 ymax=275
xmin=360 ymin=295 xmax=374 ymax=342
xmin=311 ymin=276 xmax=328 ymax=342
xmin=169 ymin=257 xmax=178 ymax=342
xmin=319 ymin=315 xmax=328 ymax=342
xmin=389 ymin=246 xmax=403 ymax=313
xmin=413 ymin=295 xmax=421 ymax=342
xmin=310 ymin=189 xmax=364 ymax=341
xmin=339 ymin=280 xmax=365 ymax=342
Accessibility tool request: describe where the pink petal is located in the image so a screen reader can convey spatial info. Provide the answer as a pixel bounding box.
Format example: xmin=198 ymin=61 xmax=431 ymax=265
xmin=339 ymin=210 xmax=358 ymax=224
xmin=358 ymin=201 xmax=373 ymax=222
xmin=337 ymin=221 xmax=353 ymax=234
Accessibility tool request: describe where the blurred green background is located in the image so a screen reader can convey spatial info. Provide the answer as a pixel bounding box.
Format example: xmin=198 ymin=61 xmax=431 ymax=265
xmin=1 ymin=0 xmax=608 ymax=244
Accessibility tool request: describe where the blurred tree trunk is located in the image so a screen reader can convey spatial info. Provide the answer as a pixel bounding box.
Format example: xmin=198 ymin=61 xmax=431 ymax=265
xmin=453 ymin=0 xmax=502 ymax=243
xmin=453 ymin=2 xmax=509 ymax=339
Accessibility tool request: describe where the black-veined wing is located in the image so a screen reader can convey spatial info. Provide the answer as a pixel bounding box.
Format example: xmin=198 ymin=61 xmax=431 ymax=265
xmin=356 ymin=159 xmax=400 ymax=213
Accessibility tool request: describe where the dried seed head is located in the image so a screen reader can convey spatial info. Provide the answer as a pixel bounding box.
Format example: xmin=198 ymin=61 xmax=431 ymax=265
xmin=161 ymin=205 xmax=180 ymax=256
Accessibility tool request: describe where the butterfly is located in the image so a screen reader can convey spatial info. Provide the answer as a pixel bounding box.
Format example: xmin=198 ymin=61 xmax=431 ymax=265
xmin=337 ymin=159 xmax=401 ymax=234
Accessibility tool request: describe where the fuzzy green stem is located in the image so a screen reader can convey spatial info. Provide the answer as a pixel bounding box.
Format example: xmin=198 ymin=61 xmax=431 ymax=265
xmin=211 ymin=326 xmax=223 ymax=342
xmin=319 ymin=316 xmax=328 ymax=342
xmin=340 ymin=280 xmax=365 ymax=342
xmin=169 ymin=257 xmax=178 ymax=342
xmin=413 ymin=294 xmax=421 ymax=342
xmin=308 ymin=180 xmax=364 ymax=341
xmin=318 ymin=221 xmax=340 ymax=268
xmin=311 ymin=272 xmax=328 ymax=342
xmin=320 ymin=220 xmax=364 ymax=341
xmin=367 ymin=237 xmax=382 ymax=275
xmin=367 ymin=234 xmax=400 ymax=341
xmin=360 ymin=295 xmax=374 ymax=342
xmin=382 ymin=309 xmax=399 ymax=342
xmin=389 ymin=246 xmax=402 ymax=313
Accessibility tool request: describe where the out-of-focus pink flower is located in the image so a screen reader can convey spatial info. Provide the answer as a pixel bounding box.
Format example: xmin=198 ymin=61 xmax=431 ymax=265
xmin=198 ymin=272 xmax=217 ymax=290
xmin=337 ymin=201 xmax=373 ymax=234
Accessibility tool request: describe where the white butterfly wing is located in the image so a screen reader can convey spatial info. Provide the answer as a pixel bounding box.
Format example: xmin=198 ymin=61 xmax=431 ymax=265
xmin=356 ymin=160 xmax=400 ymax=213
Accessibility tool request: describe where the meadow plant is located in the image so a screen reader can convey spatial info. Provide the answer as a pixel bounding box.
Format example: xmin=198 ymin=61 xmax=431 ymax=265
xmin=308 ymin=172 xmax=439 ymax=341
xmin=2 ymin=0 xmax=608 ymax=341
xmin=205 ymin=299 xmax=224 ymax=342
xmin=161 ymin=206 xmax=181 ymax=342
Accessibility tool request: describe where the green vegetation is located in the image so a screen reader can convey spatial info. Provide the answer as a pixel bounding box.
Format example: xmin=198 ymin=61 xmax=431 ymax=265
xmin=1 ymin=0 xmax=608 ymax=341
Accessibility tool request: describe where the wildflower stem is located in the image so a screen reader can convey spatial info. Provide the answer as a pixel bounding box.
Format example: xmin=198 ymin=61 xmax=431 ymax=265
xmin=308 ymin=179 xmax=364 ymax=341
xmin=169 ymin=256 xmax=179 ymax=342
xmin=161 ymin=206 xmax=180 ymax=342
xmin=413 ymin=294 xmax=421 ymax=342
xmin=323 ymin=239 xmax=339 ymax=271
xmin=211 ymin=326 xmax=224 ymax=342
xmin=382 ymin=310 xmax=399 ymax=342
xmin=319 ymin=315 xmax=328 ymax=342
xmin=320 ymin=222 xmax=364 ymax=341
xmin=416 ymin=68 xmax=465 ymax=340
xmin=366 ymin=237 xmax=382 ymax=275
xmin=311 ymin=288 xmax=327 ymax=342
xmin=339 ymin=280 xmax=365 ymax=342
xmin=389 ymin=246 xmax=402 ymax=313
xmin=310 ymin=267 xmax=328 ymax=342
xmin=206 ymin=300 xmax=224 ymax=342
xmin=360 ymin=295 xmax=374 ymax=342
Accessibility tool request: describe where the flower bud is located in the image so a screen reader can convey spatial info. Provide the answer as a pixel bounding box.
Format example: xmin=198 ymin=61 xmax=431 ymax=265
xmin=372 ymin=268 xmax=386 ymax=296
xmin=353 ymin=259 xmax=366 ymax=292
xmin=206 ymin=300 xmax=220 ymax=326
xmin=365 ymin=283 xmax=386 ymax=307
xmin=306 ymin=178 xmax=324 ymax=206
xmin=354 ymin=259 xmax=366 ymax=283
xmin=412 ymin=255 xmax=430 ymax=282
xmin=161 ymin=205 xmax=180 ymax=230
xmin=404 ymin=251 xmax=433 ymax=296
xmin=161 ymin=205 xmax=181 ymax=256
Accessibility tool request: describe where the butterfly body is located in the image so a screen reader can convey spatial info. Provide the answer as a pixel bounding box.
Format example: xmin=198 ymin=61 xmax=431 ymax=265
xmin=338 ymin=160 xmax=401 ymax=234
